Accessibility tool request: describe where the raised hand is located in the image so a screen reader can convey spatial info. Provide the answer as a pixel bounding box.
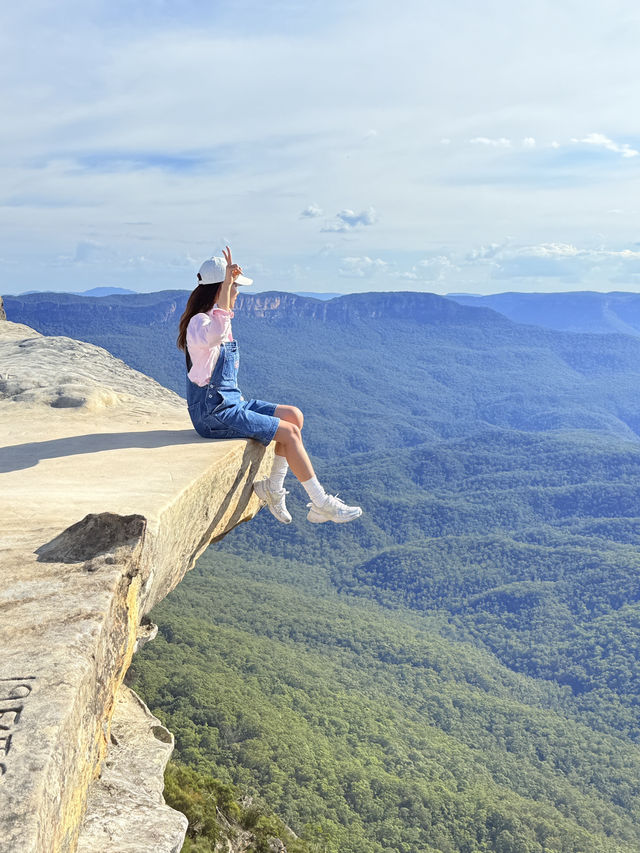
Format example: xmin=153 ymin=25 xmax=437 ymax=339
xmin=223 ymin=246 xmax=243 ymax=283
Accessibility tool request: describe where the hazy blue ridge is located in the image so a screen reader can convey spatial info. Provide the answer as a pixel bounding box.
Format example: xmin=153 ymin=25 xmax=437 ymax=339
xmin=449 ymin=291 xmax=640 ymax=336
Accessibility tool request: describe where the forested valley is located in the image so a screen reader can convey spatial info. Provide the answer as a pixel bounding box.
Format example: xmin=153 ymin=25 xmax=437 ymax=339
xmin=7 ymin=290 xmax=640 ymax=852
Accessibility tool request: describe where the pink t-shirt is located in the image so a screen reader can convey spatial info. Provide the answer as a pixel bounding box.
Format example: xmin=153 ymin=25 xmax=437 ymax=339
xmin=186 ymin=304 xmax=234 ymax=387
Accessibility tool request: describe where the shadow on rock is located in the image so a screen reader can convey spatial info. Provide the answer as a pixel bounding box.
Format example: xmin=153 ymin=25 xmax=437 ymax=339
xmin=0 ymin=429 xmax=206 ymax=473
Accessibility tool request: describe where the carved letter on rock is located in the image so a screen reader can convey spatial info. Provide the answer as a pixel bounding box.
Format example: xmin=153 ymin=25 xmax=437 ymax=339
xmin=0 ymin=677 xmax=35 ymax=781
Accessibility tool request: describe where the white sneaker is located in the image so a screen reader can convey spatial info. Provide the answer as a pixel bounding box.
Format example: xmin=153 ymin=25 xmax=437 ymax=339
xmin=306 ymin=494 xmax=363 ymax=524
xmin=253 ymin=478 xmax=292 ymax=524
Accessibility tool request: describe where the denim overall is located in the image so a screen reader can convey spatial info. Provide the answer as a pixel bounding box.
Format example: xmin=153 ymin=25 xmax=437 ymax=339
xmin=186 ymin=340 xmax=280 ymax=446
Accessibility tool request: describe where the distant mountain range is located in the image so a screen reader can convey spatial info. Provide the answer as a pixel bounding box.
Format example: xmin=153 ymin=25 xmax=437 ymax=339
xmin=449 ymin=290 xmax=640 ymax=335
xmin=19 ymin=286 xmax=137 ymax=297
xmin=15 ymin=287 xmax=341 ymax=300
xmin=14 ymin=287 xmax=640 ymax=333
xmin=80 ymin=286 xmax=138 ymax=296
xmin=294 ymin=291 xmax=342 ymax=300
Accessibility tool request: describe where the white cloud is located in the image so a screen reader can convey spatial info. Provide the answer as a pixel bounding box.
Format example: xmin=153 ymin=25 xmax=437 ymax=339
xmin=470 ymin=241 xmax=640 ymax=263
xmin=300 ymin=204 xmax=323 ymax=218
xmin=470 ymin=137 xmax=512 ymax=147
xmin=397 ymin=256 xmax=457 ymax=283
xmin=517 ymin=242 xmax=581 ymax=258
xmin=466 ymin=242 xmax=507 ymax=261
xmin=571 ymin=132 xmax=639 ymax=158
xmin=316 ymin=243 xmax=334 ymax=256
xmin=520 ymin=243 xmax=640 ymax=260
xmin=321 ymin=207 xmax=377 ymax=233
xmin=338 ymin=208 xmax=377 ymax=227
xmin=463 ymin=133 xmax=640 ymax=159
xmin=338 ymin=256 xmax=387 ymax=277
xmin=607 ymin=248 xmax=640 ymax=260
xmin=462 ymin=239 xmax=640 ymax=285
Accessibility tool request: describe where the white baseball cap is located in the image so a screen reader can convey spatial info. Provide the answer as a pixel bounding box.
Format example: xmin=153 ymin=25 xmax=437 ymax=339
xmin=197 ymin=256 xmax=253 ymax=286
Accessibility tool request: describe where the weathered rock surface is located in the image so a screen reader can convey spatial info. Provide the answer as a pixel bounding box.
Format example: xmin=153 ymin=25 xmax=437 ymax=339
xmin=76 ymin=685 xmax=187 ymax=853
xmin=0 ymin=295 xmax=5 ymax=320
xmin=0 ymin=322 xmax=273 ymax=852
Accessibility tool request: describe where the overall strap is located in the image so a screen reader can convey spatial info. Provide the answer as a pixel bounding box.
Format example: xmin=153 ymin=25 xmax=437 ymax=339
xmin=185 ymin=346 xmax=193 ymax=373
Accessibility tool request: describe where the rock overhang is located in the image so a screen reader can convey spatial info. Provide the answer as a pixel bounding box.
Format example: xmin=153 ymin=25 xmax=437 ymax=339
xmin=0 ymin=321 xmax=273 ymax=852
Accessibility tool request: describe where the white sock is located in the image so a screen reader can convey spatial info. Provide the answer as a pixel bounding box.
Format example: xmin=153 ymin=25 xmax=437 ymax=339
xmin=269 ymin=455 xmax=289 ymax=492
xmin=302 ymin=475 xmax=327 ymax=506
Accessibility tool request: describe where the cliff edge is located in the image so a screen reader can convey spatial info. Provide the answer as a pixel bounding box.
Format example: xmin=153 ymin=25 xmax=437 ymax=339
xmin=0 ymin=318 xmax=273 ymax=852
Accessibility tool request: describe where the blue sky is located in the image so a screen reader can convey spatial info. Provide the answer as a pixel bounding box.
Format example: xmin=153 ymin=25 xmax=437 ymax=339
xmin=2 ymin=0 xmax=640 ymax=294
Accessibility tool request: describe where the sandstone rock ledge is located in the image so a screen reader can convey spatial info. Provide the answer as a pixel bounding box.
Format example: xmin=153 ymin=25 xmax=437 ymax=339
xmin=0 ymin=321 xmax=273 ymax=852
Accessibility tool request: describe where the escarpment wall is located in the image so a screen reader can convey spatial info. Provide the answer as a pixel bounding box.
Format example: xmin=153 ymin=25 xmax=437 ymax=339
xmin=0 ymin=321 xmax=273 ymax=852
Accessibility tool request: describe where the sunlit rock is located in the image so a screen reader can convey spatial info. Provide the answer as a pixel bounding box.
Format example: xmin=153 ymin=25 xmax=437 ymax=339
xmin=0 ymin=321 xmax=273 ymax=852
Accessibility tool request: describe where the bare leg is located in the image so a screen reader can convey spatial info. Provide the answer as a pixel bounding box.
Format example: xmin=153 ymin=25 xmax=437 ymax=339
xmin=272 ymin=405 xmax=313 ymax=480
xmin=273 ymin=405 xmax=304 ymax=456
xmin=261 ymin=405 xmax=361 ymax=523
xmin=273 ymin=419 xmax=314 ymax=482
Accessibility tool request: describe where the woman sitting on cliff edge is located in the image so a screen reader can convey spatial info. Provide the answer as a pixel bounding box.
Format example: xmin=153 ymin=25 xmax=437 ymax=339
xmin=177 ymin=246 xmax=362 ymax=526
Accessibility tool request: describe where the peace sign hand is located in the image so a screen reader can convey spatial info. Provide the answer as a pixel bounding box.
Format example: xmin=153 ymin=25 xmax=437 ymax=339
xmin=223 ymin=245 xmax=243 ymax=284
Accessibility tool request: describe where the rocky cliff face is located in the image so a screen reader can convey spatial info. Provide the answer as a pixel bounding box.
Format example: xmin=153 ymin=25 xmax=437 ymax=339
xmin=238 ymin=290 xmax=502 ymax=325
xmin=2 ymin=292 xmax=183 ymax=336
xmin=76 ymin=685 xmax=187 ymax=852
xmin=3 ymin=288 xmax=507 ymax=336
xmin=0 ymin=321 xmax=273 ymax=852
xmin=0 ymin=295 xmax=5 ymax=320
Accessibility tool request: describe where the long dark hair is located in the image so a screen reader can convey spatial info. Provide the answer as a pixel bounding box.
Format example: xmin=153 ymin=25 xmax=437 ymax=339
xmin=177 ymin=279 xmax=222 ymax=351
